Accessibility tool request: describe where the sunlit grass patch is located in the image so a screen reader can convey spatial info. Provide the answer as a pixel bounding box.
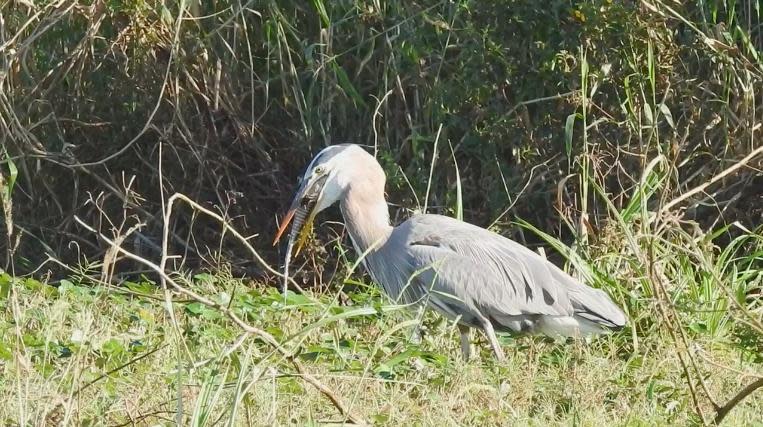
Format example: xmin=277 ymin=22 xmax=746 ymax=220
xmin=1 ymin=253 xmax=761 ymax=425
xmin=1 ymin=0 xmax=762 ymax=425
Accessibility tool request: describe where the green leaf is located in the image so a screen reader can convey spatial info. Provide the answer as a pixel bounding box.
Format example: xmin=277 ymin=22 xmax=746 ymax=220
xmin=331 ymin=62 xmax=367 ymax=108
xmin=0 ymin=273 xmax=11 ymax=300
xmin=125 ymin=280 xmax=155 ymax=294
xmin=23 ymin=333 xmax=44 ymax=347
xmin=564 ymin=113 xmax=576 ymax=158
xmin=449 ymin=141 xmax=463 ymax=221
xmin=59 ymin=279 xmax=75 ymax=290
xmin=284 ymin=291 xmax=312 ymax=306
xmin=643 ymin=105 xmax=654 ymax=126
xmin=659 ymin=103 xmax=674 ymax=128
xmin=622 ymin=155 xmax=666 ymax=222
xmin=2 ymin=147 xmax=18 ymax=200
xmin=381 ymin=348 xmax=420 ymax=370
xmin=160 ymin=4 xmax=173 ymax=26
xmin=266 ymin=326 xmax=284 ymax=340
xmin=310 ymin=0 xmax=330 ymax=27
xmin=200 ymin=307 xmax=222 ymax=320
xmin=688 ymin=321 xmax=708 ymax=334
xmin=284 ymin=305 xmax=409 ymax=345
xmin=24 ymin=277 xmax=42 ymax=289
xmin=185 ymin=302 xmax=205 ymax=315
xmin=193 ymin=273 xmax=216 ymax=284
xmin=102 ymin=338 xmax=125 ymax=355
xmin=0 ymin=340 xmax=12 ymax=361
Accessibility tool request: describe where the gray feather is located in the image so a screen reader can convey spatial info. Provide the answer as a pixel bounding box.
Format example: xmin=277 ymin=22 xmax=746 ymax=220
xmin=363 ymin=214 xmax=626 ymax=335
xmin=289 ymin=143 xmax=628 ymax=358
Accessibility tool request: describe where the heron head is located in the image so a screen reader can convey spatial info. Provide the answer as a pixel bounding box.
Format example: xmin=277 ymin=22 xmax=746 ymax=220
xmin=272 ymin=144 xmax=367 ymax=248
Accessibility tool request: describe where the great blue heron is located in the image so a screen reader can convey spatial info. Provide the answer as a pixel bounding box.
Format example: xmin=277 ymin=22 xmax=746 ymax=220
xmin=273 ymin=144 xmax=627 ymax=360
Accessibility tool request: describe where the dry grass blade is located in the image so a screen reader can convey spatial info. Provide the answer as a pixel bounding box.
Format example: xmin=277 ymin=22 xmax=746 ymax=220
xmin=160 ymin=193 xmax=305 ymax=291
xmin=74 ymin=214 xmax=368 ymax=425
xmin=1 ymin=0 xmax=762 ymax=424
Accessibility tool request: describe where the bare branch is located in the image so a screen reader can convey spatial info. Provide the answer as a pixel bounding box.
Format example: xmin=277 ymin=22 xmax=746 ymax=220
xmin=661 ymin=145 xmax=763 ymax=214
xmin=74 ymin=215 xmax=368 ymax=425
xmin=714 ymin=378 xmax=763 ymax=425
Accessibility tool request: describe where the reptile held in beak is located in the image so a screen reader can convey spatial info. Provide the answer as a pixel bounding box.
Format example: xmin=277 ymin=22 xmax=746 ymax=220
xmin=273 ymin=173 xmax=328 ymax=256
xmin=273 ymin=172 xmax=328 ymax=299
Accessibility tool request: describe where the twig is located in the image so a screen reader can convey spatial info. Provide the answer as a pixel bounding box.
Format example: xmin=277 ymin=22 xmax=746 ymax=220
xmin=371 ymin=89 xmax=394 ymax=158
xmin=661 ymin=145 xmax=763 ymax=213
xmin=162 ymin=193 xmax=304 ymax=291
xmin=693 ymin=344 xmax=763 ymax=379
xmin=75 ymin=345 xmax=168 ymax=394
xmin=45 ymin=344 xmax=168 ymax=425
xmin=502 ymin=90 xmax=577 ymax=119
xmin=167 ymin=332 xmax=251 ymax=373
xmin=649 ymin=256 xmax=710 ymax=424
xmin=422 ymin=123 xmax=443 ymax=213
xmin=74 ymin=215 xmax=368 ymax=425
xmin=714 ymin=378 xmax=763 ymax=425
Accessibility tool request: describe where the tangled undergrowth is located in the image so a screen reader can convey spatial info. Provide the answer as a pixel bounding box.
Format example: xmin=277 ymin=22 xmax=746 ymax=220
xmin=1 ymin=0 xmax=762 ymax=425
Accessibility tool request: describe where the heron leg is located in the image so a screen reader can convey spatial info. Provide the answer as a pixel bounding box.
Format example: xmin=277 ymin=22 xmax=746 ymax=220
xmin=458 ymin=324 xmax=472 ymax=361
xmin=409 ymin=305 xmax=425 ymax=344
xmin=479 ymin=318 xmax=506 ymax=362
xmin=409 ymin=324 xmax=422 ymax=345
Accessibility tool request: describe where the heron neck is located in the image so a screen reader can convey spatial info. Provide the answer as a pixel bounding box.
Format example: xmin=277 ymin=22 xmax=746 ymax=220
xmin=340 ymin=185 xmax=392 ymax=254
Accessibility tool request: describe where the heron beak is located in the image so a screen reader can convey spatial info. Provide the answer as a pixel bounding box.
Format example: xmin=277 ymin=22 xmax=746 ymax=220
xmin=272 ymin=207 xmax=296 ymax=246
xmin=272 ymin=174 xmax=327 ymax=254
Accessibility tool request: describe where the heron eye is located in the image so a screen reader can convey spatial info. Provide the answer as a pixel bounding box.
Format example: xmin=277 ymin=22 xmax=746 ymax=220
xmin=314 ymin=166 xmax=325 ymax=175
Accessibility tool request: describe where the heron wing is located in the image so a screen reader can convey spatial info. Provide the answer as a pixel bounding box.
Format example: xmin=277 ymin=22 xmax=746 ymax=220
xmin=397 ymin=214 xmax=574 ymax=327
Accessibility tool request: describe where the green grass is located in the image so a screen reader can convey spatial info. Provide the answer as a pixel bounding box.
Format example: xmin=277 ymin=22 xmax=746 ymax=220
xmin=1 ymin=0 xmax=762 ymax=425
xmin=0 ymin=280 xmax=757 ymax=425
xmin=1 ymin=215 xmax=761 ymax=425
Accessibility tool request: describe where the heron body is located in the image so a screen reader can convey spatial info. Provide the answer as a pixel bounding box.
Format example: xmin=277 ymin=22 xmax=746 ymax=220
xmin=275 ymin=144 xmax=627 ymax=360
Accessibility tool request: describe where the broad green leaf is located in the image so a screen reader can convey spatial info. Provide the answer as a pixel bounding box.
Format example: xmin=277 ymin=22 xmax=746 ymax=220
xmin=0 ymin=273 xmax=11 ymax=300
xmin=2 ymin=147 xmax=18 ymax=200
xmin=622 ymin=155 xmax=667 ymax=222
xmin=185 ymin=302 xmax=205 ymax=315
xmin=643 ymin=104 xmax=654 ymax=126
xmin=331 ymin=62 xmax=367 ymax=108
xmin=125 ymin=280 xmax=155 ymax=294
xmin=0 ymin=341 xmax=12 ymax=361
xmin=102 ymin=338 xmax=125 ymax=355
xmin=564 ymin=113 xmax=576 ymax=158
xmin=659 ymin=103 xmax=675 ymax=128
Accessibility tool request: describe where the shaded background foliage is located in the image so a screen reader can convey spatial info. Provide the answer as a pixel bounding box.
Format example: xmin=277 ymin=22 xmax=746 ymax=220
xmin=1 ymin=0 xmax=761 ymax=280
